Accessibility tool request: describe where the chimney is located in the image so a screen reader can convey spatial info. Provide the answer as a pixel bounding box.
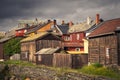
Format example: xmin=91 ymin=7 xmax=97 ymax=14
xmin=53 ymin=19 xmax=57 ymax=26
xmin=87 ymin=17 xmax=91 ymax=25
xmin=69 ymin=21 xmax=73 ymax=27
xmin=48 ymin=19 xmax=51 ymax=23
xmin=96 ymin=14 xmax=100 ymax=25
xmin=62 ymin=20 xmax=65 ymax=25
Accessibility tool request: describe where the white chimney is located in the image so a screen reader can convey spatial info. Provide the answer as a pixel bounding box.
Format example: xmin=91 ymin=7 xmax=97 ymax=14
xmin=87 ymin=17 xmax=91 ymax=25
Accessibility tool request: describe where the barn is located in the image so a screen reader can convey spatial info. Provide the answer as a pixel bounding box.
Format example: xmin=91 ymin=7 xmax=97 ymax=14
xmin=20 ymin=32 xmax=62 ymax=62
xmin=88 ymin=18 xmax=120 ymax=65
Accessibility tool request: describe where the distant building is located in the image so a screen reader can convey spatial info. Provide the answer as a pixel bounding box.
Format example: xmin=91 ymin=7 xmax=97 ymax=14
xmin=63 ymin=17 xmax=95 ymax=54
xmin=20 ymin=32 xmax=62 ymax=62
xmin=0 ymin=31 xmax=5 ymax=37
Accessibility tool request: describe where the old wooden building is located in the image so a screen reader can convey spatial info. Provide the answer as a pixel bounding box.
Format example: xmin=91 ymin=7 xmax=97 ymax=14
xmin=0 ymin=37 xmax=11 ymax=60
xmin=88 ymin=18 xmax=120 ymax=65
xmin=64 ymin=17 xmax=95 ymax=54
xmin=20 ymin=32 xmax=62 ymax=62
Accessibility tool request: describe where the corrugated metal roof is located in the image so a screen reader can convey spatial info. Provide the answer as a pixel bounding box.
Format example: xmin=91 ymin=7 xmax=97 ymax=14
xmin=35 ymin=47 xmax=60 ymax=54
xmin=21 ymin=32 xmax=48 ymax=42
xmin=88 ymin=18 xmax=120 ymax=38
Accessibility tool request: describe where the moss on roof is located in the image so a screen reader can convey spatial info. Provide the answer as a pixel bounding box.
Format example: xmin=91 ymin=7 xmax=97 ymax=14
xmin=21 ymin=32 xmax=48 ymax=42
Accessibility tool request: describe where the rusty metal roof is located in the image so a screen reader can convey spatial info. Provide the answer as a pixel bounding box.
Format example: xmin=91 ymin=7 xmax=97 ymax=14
xmin=88 ymin=18 xmax=120 ymax=38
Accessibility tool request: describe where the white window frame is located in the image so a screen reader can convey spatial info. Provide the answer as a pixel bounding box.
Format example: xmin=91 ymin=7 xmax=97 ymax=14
xmin=75 ymin=48 xmax=80 ymax=51
xmin=77 ymin=34 xmax=80 ymax=40
xmin=38 ymin=55 xmax=42 ymax=61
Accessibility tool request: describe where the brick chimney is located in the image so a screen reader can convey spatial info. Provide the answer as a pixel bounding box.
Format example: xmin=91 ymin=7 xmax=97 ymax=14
xmin=69 ymin=21 xmax=73 ymax=27
xmin=62 ymin=20 xmax=65 ymax=25
xmin=48 ymin=19 xmax=51 ymax=23
xmin=96 ymin=14 xmax=100 ymax=25
xmin=53 ymin=19 xmax=57 ymax=26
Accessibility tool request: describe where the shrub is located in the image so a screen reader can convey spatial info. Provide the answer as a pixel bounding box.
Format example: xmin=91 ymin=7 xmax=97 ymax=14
xmin=91 ymin=63 xmax=103 ymax=68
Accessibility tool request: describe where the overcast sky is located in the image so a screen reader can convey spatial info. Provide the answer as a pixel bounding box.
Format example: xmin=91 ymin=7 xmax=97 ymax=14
xmin=0 ymin=0 xmax=120 ymax=31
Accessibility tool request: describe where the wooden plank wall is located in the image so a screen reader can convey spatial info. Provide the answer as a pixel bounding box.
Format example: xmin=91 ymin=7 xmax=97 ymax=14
xmin=72 ymin=54 xmax=88 ymax=68
xmin=0 ymin=43 xmax=4 ymax=59
xmin=36 ymin=53 xmax=88 ymax=68
xmin=117 ymin=32 xmax=120 ymax=65
xmin=36 ymin=54 xmax=53 ymax=66
xmin=53 ymin=54 xmax=72 ymax=68
xmin=89 ymin=35 xmax=118 ymax=65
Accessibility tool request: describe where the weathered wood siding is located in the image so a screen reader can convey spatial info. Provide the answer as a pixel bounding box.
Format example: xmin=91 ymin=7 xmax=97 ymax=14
xmin=89 ymin=35 xmax=118 ymax=65
xmin=36 ymin=40 xmax=61 ymax=51
xmin=72 ymin=54 xmax=88 ymax=68
xmin=52 ymin=54 xmax=88 ymax=68
xmin=117 ymin=32 xmax=120 ymax=65
xmin=0 ymin=43 xmax=4 ymax=59
xmin=21 ymin=41 xmax=36 ymax=62
xmin=36 ymin=54 xmax=53 ymax=66
xmin=53 ymin=54 xmax=72 ymax=68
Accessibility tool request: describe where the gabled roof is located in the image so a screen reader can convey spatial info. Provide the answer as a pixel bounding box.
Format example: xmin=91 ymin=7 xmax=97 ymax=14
xmin=21 ymin=32 xmax=48 ymax=42
xmin=0 ymin=36 xmax=15 ymax=43
xmin=88 ymin=18 xmax=120 ymax=38
xmin=35 ymin=47 xmax=60 ymax=54
xmin=68 ymin=20 xmax=95 ymax=33
xmin=0 ymin=37 xmax=11 ymax=43
xmin=25 ymin=21 xmax=51 ymax=34
xmin=56 ymin=24 xmax=69 ymax=34
xmin=21 ymin=32 xmax=61 ymax=42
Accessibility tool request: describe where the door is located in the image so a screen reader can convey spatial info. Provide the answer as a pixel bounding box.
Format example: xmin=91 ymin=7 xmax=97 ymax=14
xmin=117 ymin=32 xmax=120 ymax=65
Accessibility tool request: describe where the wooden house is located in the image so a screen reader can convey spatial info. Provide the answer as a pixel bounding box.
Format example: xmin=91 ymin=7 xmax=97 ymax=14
xmin=64 ymin=17 xmax=95 ymax=54
xmin=0 ymin=37 xmax=11 ymax=60
xmin=0 ymin=36 xmax=21 ymax=60
xmin=25 ymin=20 xmax=56 ymax=36
xmin=15 ymin=24 xmax=37 ymax=37
xmin=35 ymin=47 xmax=61 ymax=66
xmin=88 ymin=18 xmax=120 ymax=65
xmin=20 ymin=32 xmax=62 ymax=62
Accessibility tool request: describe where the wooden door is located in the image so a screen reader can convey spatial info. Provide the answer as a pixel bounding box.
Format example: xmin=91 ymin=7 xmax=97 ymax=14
xmin=117 ymin=33 xmax=120 ymax=65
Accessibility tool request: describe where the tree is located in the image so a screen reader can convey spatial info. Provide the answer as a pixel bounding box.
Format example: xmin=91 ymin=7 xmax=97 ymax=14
xmin=3 ymin=37 xmax=22 ymax=57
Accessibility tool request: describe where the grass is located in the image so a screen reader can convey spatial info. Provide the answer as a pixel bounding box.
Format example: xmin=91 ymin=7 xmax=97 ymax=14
xmin=0 ymin=60 xmax=120 ymax=79
xmin=0 ymin=60 xmax=35 ymax=67
xmin=78 ymin=63 xmax=120 ymax=80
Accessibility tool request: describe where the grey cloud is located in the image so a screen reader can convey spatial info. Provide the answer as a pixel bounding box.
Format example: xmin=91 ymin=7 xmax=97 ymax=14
xmin=0 ymin=0 xmax=120 ymax=31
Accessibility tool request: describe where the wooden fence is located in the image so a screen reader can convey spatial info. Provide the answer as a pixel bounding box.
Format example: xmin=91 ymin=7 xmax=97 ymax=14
xmin=35 ymin=53 xmax=88 ymax=68
xmin=36 ymin=54 xmax=53 ymax=66
xmin=53 ymin=54 xmax=72 ymax=68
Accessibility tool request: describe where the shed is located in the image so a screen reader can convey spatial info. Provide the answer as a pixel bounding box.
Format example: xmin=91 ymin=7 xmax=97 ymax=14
xmin=88 ymin=18 xmax=120 ymax=65
xmin=20 ymin=32 xmax=62 ymax=62
xmin=35 ymin=47 xmax=61 ymax=66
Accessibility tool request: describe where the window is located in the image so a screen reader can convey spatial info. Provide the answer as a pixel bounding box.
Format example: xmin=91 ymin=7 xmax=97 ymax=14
xmin=38 ymin=55 xmax=42 ymax=61
xmin=64 ymin=36 xmax=70 ymax=41
xmin=70 ymin=35 xmax=72 ymax=41
xmin=77 ymin=34 xmax=80 ymax=40
xmin=25 ymin=52 xmax=28 ymax=58
xmin=75 ymin=48 xmax=80 ymax=51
